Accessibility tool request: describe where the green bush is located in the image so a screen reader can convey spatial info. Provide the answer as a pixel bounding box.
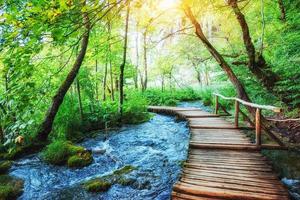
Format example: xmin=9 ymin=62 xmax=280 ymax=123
xmin=42 ymin=140 xmax=70 ymax=165
xmin=141 ymin=88 xmax=201 ymax=106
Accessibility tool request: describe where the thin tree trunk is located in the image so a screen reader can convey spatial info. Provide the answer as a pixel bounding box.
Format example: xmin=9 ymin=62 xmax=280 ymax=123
xmin=103 ymin=59 xmax=108 ymax=101
xmin=278 ymin=0 xmax=286 ymax=21
xmin=228 ymin=0 xmax=280 ymax=90
xmin=108 ymin=22 xmax=114 ymax=101
xmin=143 ymin=31 xmax=148 ymax=91
xmin=134 ymin=22 xmax=139 ymax=89
xmin=0 ymin=126 xmax=3 ymax=143
xmin=119 ymin=1 xmax=130 ymax=116
xmin=95 ymin=60 xmax=99 ymax=100
xmin=76 ymin=78 xmax=84 ymax=121
xmin=37 ymin=2 xmax=90 ymax=141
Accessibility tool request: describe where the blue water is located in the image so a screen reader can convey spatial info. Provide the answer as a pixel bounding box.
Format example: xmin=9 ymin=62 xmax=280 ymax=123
xmin=10 ymin=115 xmax=189 ymax=200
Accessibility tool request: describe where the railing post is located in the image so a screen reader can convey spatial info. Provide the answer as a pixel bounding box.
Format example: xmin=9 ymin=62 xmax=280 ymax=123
xmin=215 ymin=95 xmax=219 ymax=114
xmin=234 ymin=100 xmax=239 ymax=128
xmin=255 ymin=108 xmax=262 ymax=146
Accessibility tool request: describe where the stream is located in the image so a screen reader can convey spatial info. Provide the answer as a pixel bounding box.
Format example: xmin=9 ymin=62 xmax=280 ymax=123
xmin=8 ymin=101 xmax=300 ymax=200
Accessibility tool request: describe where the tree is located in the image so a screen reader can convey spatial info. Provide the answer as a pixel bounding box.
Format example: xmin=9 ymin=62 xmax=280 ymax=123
xmin=37 ymin=1 xmax=91 ymax=141
xmin=227 ymin=0 xmax=280 ymax=91
xmin=119 ymin=1 xmax=131 ymax=117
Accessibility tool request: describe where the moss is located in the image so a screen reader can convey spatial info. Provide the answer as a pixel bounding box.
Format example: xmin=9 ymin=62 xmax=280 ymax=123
xmin=67 ymin=152 xmax=93 ymax=168
xmin=116 ymin=177 xmax=134 ymax=186
xmin=83 ymin=165 xmax=137 ymax=193
xmin=42 ymin=140 xmax=93 ymax=168
xmin=0 ymin=161 xmax=12 ymax=174
xmin=113 ymin=165 xmax=137 ymax=176
xmin=83 ymin=179 xmax=111 ymax=193
xmin=0 ymin=175 xmax=24 ymax=200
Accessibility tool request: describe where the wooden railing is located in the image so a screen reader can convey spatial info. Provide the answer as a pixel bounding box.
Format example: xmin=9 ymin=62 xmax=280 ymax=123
xmin=213 ymin=93 xmax=285 ymax=148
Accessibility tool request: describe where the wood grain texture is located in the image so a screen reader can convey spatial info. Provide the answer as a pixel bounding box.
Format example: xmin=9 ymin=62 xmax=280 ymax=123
xmin=148 ymin=106 xmax=290 ymax=200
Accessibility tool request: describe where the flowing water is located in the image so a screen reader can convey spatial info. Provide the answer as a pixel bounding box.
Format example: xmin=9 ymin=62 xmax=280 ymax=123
xmin=8 ymin=101 xmax=300 ymax=199
xmin=9 ymin=114 xmax=189 ymax=200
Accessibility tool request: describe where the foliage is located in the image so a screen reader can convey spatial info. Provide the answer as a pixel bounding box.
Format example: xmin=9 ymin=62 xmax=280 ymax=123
xmin=142 ymin=88 xmax=201 ymax=106
xmin=0 ymin=175 xmax=24 ymax=200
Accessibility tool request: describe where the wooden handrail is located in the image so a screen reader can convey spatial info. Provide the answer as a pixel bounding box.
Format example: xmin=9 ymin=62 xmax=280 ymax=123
xmin=213 ymin=93 xmax=282 ymax=113
xmin=213 ymin=93 xmax=284 ymax=148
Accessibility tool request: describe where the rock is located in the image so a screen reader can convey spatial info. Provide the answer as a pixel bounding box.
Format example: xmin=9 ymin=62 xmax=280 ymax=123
xmin=83 ymin=179 xmax=111 ymax=193
xmin=92 ymin=148 xmax=106 ymax=155
xmin=67 ymin=152 xmax=93 ymax=168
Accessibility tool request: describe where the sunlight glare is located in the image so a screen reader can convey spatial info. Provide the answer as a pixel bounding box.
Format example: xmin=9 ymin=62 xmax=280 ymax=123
xmin=159 ymin=0 xmax=180 ymax=10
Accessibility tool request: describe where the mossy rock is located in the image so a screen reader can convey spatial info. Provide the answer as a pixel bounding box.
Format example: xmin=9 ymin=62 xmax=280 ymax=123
xmin=67 ymin=152 xmax=93 ymax=168
xmin=0 ymin=175 xmax=24 ymax=200
xmin=112 ymin=165 xmax=137 ymax=176
xmin=83 ymin=179 xmax=111 ymax=193
xmin=83 ymin=165 xmax=137 ymax=193
xmin=0 ymin=161 xmax=12 ymax=174
xmin=116 ymin=177 xmax=135 ymax=186
xmin=42 ymin=140 xmax=93 ymax=168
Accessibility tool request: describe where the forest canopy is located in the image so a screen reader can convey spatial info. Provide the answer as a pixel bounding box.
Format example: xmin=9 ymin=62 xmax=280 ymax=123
xmin=0 ymin=0 xmax=299 ymax=147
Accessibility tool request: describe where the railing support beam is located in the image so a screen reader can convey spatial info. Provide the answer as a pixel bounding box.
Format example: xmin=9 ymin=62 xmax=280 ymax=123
xmin=255 ymin=108 xmax=262 ymax=146
xmin=234 ymin=100 xmax=240 ymax=128
xmin=215 ymin=95 xmax=219 ymax=114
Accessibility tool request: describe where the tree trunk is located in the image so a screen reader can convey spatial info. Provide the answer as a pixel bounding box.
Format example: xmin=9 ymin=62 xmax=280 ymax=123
xmin=95 ymin=60 xmax=99 ymax=100
xmin=103 ymin=60 xmax=108 ymax=101
xmin=228 ymin=0 xmax=280 ymax=90
xmin=37 ymin=3 xmax=90 ymax=141
xmin=76 ymin=78 xmax=84 ymax=121
xmin=143 ymin=31 xmax=148 ymax=91
xmin=108 ymin=22 xmax=115 ymax=101
xmin=134 ymin=22 xmax=139 ymax=89
xmin=119 ymin=1 xmax=130 ymax=116
xmin=183 ymin=5 xmax=251 ymax=102
xmin=0 ymin=126 xmax=3 ymax=143
xmin=184 ymin=4 xmax=284 ymax=146
xmin=278 ymin=0 xmax=286 ymax=21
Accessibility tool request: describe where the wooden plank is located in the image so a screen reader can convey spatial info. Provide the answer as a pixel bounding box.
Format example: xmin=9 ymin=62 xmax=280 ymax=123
xmin=179 ymin=179 xmax=287 ymax=194
xmin=172 ymin=192 xmax=225 ymax=200
xmin=182 ymin=173 xmax=284 ymax=186
xmin=182 ymin=168 xmax=279 ymax=179
xmin=173 ymin=183 xmax=289 ymax=200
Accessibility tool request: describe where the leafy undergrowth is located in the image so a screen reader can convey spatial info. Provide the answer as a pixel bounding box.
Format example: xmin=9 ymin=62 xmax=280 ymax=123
xmin=83 ymin=165 xmax=141 ymax=193
xmin=141 ymin=88 xmax=201 ymax=106
xmin=42 ymin=140 xmax=93 ymax=168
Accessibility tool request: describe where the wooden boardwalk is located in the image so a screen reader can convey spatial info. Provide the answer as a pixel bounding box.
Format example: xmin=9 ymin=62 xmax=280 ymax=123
xmin=148 ymin=106 xmax=289 ymax=200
